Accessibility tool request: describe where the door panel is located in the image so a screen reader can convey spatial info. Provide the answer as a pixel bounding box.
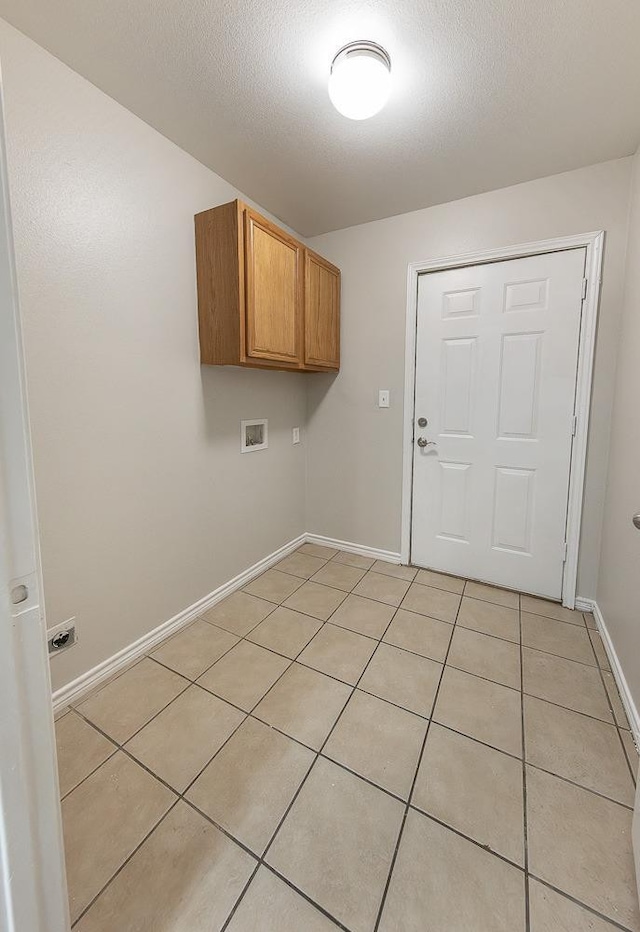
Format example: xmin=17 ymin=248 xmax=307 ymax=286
xmin=411 ymin=248 xmax=586 ymax=599
xmin=244 ymin=210 xmax=302 ymax=364
xmin=305 ymin=251 xmax=340 ymax=368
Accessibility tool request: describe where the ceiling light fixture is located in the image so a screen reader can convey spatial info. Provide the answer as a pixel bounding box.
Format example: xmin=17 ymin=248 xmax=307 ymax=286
xmin=328 ymin=40 xmax=391 ymax=120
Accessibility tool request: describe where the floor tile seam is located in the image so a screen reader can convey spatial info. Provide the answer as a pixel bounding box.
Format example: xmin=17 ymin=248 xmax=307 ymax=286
xmin=59 ymin=744 xmax=120 ymax=803
xmin=519 ymin=604 xmax=531 ymax=932
xmin=68 ymin=655 xmax=148 ymax=712
xmin=69 ymin=796 xmax=181 ymax=928
xmin=590 ymin=650 xmax=638 ymax=786
xmin=527 ymin=874 xmax=637 ymax=932
xmin=372 ymin=588 xmax=465 ymax=932
xmin=407 ymin=804 xmax=526 ymax=872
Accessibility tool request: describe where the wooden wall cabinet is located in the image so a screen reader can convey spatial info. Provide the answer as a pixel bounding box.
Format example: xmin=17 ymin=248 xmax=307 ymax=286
xmin=195 ymin=200 xmax=340 ymax=372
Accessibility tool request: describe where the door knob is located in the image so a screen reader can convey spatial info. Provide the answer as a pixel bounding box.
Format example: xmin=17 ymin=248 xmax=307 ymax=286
xmin=417 ymin=437 xmax=436 ymax=448
xmin=633 ymin=514 xmax=640 ymax=530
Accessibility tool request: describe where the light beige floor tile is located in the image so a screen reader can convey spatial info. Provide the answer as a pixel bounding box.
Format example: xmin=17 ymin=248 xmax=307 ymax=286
xmin=150 ymin=619 xmax=238 ymax=680
xmin=276 ymin=551 xmax=327 ymax=578
xmin=187 ymin=717 xmax=314 ymax=854
xmin=527 ymin=766 xmax=640 ymax=930
xmin=400 ymin=583 xmax=460 ymax=623
xmin=202 ymin=591 xmax=275 ymax=636
xmin=383 ymin=609 xmax=453 ymax=663
xmin=353 ymin=571 xmax=411 ymax=607
xmin=529 ymin=878 xmax=622 ymax=932
xmin=310 ymin=561 xmax=367 ymax=591
xmin=226 ymin=866 xmax=340 ymax=932
xmin=523 ymin=649 xmax=613 ymax=722
xmin=74 ymin=802 xmax=254 ymax=932
xmin=378 ymin=808 xmax=526 ymax=932
xmin=267 ymin=757 xmax=403 ymax=932
xmin=371 ymin=560 xmax=418 ymax=581
xmin=621 ymin=729 xmax=639 ymax=782
xmin=359 ymin=643 xmax=441 ymax=717
xmin=253 ymin=662 xmax=352 ymax=750
xmin=588 ymin=628 xmax=611 ymax=671
xmin=283 ymin=580 xmax=348 ymax=620
xmin=521 ymin=594 xmax=586 ymax=626
xmin=125 ymin=685 xmax=244 ymax=792
xmin=603 ymin=670 xmax=631 ymax=728
xmin=299 ymin=543 xmax=339 ymax=559
xmin=522 ymin=612 xmax=596 ymax=665
xmin=448 ymin=626 xmax=521 ymax=689
xmin=332 ymin=550 xmax=375 ymax=569
xmin=464 ymin=580 xmax=519 ymax=609
xmin=434 ymin=666 xmax=522 ymax=756
xmin=583 ymin=611 xmax=598 ymax=630
xmin=62 ymin=751 xmax=174 ymax=923
xmin=55 ymin=711 xmax=116 ymax=798
xmin=413 ymin=723 xmax=524 ymax=864
xmin=197 ymin=641 xmax=290 ymax=711
xmin=324 ymin=690 xmax=427 ymax=799
xmin=243 ymin=569 xmax=304 ymax=604
xmin=246 ymin=606 xmax=322 ymax=658
xmin=75 ymin=658 xmax=188 ymax=744
xmin=414 ymin=568 xmax=465 ymax=594
xmin=298 ymin=623 xmax=377 ymax=685
xmin=524 ymin=695 xmax=634 ymax=806
xmin=54 ymin=704 xmax=71 ymax=721
xmin=330 ymin=594 xmax=395 ymax=639
xmin=457 ymin=597 xmax=520 ymax=642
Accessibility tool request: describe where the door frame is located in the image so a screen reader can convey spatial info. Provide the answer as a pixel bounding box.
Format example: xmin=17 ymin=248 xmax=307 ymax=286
xmin=0 ymin=63 xmax=70 ymax=931
xmin=400 ymin=231 xmax=604 ymax=608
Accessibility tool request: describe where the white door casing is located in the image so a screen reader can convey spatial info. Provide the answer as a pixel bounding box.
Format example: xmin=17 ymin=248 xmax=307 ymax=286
xmin=410 ymin=248 xmax=586 ymax=599
xmin=0 ymin=69 xmax=70 ymax=932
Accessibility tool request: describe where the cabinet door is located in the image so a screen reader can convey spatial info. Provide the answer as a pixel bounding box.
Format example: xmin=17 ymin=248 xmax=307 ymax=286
xmin=304 ymin=250 xmax=340 ymax=369
xmin=244 ymin=209 xmax=303 ymax=365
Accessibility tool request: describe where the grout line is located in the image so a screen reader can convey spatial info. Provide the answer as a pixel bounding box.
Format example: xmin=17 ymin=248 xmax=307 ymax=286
xmin=372 ymin=584 xmax=463 ymax=931
xmin=63 ymin=562 xmax=636 ymax=930
xmin=528 ymin=875 xmax=637 ymax=932
xmin=70 ymin=798 xmax=182 ymax=928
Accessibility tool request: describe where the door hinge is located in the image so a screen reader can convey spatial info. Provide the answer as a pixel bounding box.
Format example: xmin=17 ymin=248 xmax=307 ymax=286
xmin=571 ymin=414 xmax=578 ymax=436
xmin=562 ymin=541 xmax=568 ymax=562
xmin=582 ymin=278 xmax=588 ymax=300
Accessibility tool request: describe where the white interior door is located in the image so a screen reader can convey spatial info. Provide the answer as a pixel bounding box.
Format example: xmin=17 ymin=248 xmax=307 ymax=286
xmin=410 ymin=248 xmax=586 ymax=599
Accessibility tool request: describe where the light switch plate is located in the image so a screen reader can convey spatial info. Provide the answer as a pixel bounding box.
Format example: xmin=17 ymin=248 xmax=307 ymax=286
xmin=378 ymin=390 xmax=390 ymax=408
xmin=292 ymin=427 xmax=300 ymax=444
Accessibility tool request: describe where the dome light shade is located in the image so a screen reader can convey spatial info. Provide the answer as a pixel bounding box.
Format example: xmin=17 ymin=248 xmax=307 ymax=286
xmin=328 ymin=41 xmax=391 ymax=120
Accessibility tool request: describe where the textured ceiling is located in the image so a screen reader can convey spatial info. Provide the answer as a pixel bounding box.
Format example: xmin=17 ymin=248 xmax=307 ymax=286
xmin=1 ymin=0 xmax=639 ymax=235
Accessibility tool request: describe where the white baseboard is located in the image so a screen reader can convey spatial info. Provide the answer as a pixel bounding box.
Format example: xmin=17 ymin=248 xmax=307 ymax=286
xmin=574 ymin=597 xmax=595 ymax=612
xmin=52 ymin=533 xmax=306 ymax=712
xmin=580 ymin=598 xmax=640 ymax=745
xmin=304 ymin=533 xmax=401 ymax=565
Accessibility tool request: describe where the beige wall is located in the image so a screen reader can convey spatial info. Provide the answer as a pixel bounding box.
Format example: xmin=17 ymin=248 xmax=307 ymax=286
xmin=598 ymin=149 xmax=640 ymax=700
xmin=0 ymin=21 xmax=307 ymax=690
xmin=307 ymin=158 xmax=633 ymax=599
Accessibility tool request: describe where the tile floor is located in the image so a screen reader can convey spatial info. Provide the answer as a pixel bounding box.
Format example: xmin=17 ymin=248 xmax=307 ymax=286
xmin=55 ymin=545 xmax=640 ymax=931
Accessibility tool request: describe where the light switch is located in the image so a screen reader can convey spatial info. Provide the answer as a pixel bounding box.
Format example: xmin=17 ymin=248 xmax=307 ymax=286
xmin=378 ymin=390 xmax=390 ymax=408
xmin=292 ymin=427 xmax=300 ymax=444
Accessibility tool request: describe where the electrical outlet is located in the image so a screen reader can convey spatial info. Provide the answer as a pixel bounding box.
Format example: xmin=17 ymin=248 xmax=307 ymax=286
xmin=292 ymin=427 xmax=300 ymax=444
xmin=47 ymin=617 xmax=77 ymax=656
xmin=378 ymin=390 xmax=390 ymax=408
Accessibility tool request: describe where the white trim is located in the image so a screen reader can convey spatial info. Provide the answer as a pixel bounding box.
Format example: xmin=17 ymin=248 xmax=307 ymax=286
xmin=401 ymin=232 xmax=604 ymax=609
xmin=52 ymin=530 xmax=404 ymax=712
xmin=305 ymin=533 xmax=401 ymax=564
xmin=574 ymin=597 xmax=595 ymax=612
xmin=584 ymin=600 xmax=640 ymax=746
xmin=52 ymin=533 xmax=305 ymax=711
